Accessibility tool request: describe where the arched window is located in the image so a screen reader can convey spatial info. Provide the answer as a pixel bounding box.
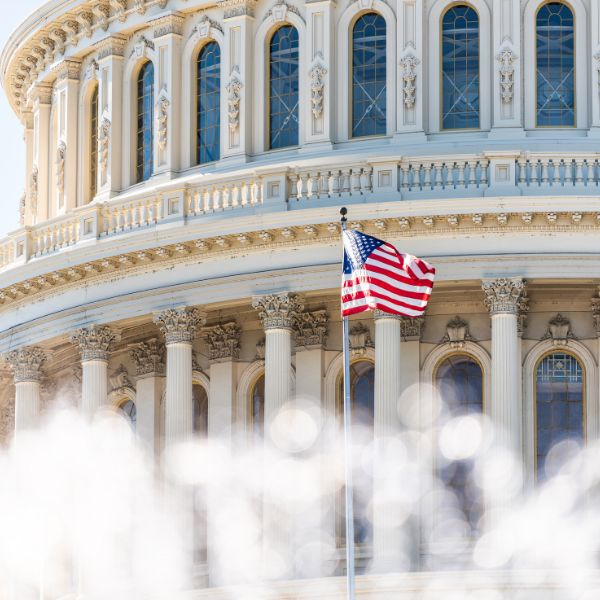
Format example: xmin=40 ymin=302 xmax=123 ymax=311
xmin=250 ymin=373 xmax=265 ymax=436
xmin=196 ymin=42 xmax=221 ymax=164
xmin=89 ymin=85 xmax=99 ymax=200
xmin=193 ymin=383 xmax=209 ymax=435
xmin=268 ymin=25 xmax=299 ymax=149
xmin=337 ymin=360 xmax=375 ymax=549
xmin=536 ymin=2 xmax=575 ymax=127
xmin=351 ymin=13 xmax=386 ymax=138
xmin=535 ymin=352 xmax=583 ymax=477
xmin=441 ymin=5 xmax=480 ymax=130
xmin=136 ymin=61 xmax=154 ymax=183
xmin=118 ymin=398 xmax=137 ymax=429
xmin=435 ymin=354 xmax=483 ymax=533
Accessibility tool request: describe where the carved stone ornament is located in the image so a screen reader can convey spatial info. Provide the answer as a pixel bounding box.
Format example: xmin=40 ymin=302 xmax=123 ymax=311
xmin=70 ymin=325 xmax=119 ymax=361
xmin=191 ymin=15 xmax=224 ymax=39
xmin=157 ymin=92 xmax=169 ymax=151
xmin=594 ymin=51 xmax=600 ymax=97
xmin=592 ymin=294 xmax=600 ymax=335
xmin=92 ymin=2 xmax=110 ymax=32
xmin=309 ymin=54 xmax=327 ymax=119
xmin=443 ymin=316 xmax=472 ymax=349
xmin=295 ymin=309 xmax=328 ymax=348
xmin=134 ymin=0 xmax=146 ymax=15
xmin=401 ymin=316 xmax=425 ymax=341
xmin=56 ymin=141 xmax=66 ymax=194
xmin=110 ymin=0 xmax=127 ymax=22
xmin=153 ymin=307 xmax=206 ymax=344
xmin=77 ymin=11 xmax=94 ymax=39
xmin=496 ymin=46 xmax=517 ymax=104
xmin=348 ymin=322 xmax=373 ymax=356
xmin=18 ymin=194 xmax=25 ymax=226
xmin=217 ymin=0 xmax=258 ymax=19
xmin=85 ymin=59 xmax=99 ymax=81
xmin=130 ymin=36 xmax=155 ymax=59
xmin=203 ymin=321 xmax=241 ymax=361
xmin=399 ymin=48 xmax=420 ymax=109
xmin=226 ymin=69 xmax=243 ymax=132
xmin=256 ymin=338 xmax=266 ymax=360
xmin=265 ymin=0 xmax=301 ymax=23
xmin=99 ymin=116 xmax=111 ymax=178
xmin=109 ymin=363 xmax=133 ymax=391
xmin=482 ymin=277 xmax=525 ymax=315
xmin=63 ymin=20 xmax=80 ymax=47
xmin=517 ymin=292 xmax=529 ymax=336
xmin=5 ymin=347 xmax=46 ymax=383
xmin=542 ymin=313 xmax=575 ymax=345
xmin=129 ymin=339 xmax=165 ymax=376
xmin=252 ymin=292 xmax=304 ymax=331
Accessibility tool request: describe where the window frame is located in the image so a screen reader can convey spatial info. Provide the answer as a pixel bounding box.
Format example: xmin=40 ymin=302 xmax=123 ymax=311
xmin=136 ymin=60 xmax=155 ymax=184
xmin=195 ymin=40 xmax=221 ymax=165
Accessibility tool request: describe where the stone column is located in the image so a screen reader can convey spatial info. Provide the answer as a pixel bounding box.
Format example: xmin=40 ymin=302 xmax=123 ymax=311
xmin=23 ymin=111 xmax=35 ymax=226
xmin=129 ymin=339 xmax=165 ymax=456
xmin=70 ymin=325 xmax=118 ymax=418
xmin=29 ymin=83 xmax=52 ymax=222
xmin=150 ymin=13 xmax=184 ymax=177
xmin=252 ymin=293 xmax=303 ymax=433
xmin=94 ymin=36 xmax=126 ymax=201
xmin=482 ymin=278 xmax=526 ymax=516
xmin=154 ymin=308 xmax=205 ymax=446
xmin=5 ymin=347 xmax=47 ymax=433
xmin=53 ymin=60 xmax=81 ymax=213
xmin=294 ymin=309 xmax=328 ymax=577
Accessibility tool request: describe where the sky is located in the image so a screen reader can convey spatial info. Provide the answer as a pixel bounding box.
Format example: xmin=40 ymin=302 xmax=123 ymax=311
xmin=0 ymin=2 xmax=47 ymax=239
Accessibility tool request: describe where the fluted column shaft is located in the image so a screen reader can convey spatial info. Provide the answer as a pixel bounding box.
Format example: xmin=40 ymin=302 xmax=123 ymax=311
xmin=6 ymin=346 xmax=47 ymax=434
xmin=154 ymin=308 xmax=205 ymax=447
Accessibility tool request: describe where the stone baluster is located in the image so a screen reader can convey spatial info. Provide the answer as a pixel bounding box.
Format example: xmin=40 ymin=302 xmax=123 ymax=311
xmin=153 ymin=307 xmax=206 ymax=446
xmin=5 ymin=347 xmax=47 ymax=433
xmin=70 ymin=325 xmax=119 ymax=418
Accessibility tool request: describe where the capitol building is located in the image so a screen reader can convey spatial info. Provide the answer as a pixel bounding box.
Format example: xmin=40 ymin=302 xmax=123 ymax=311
xmin=0 ymin=0 xmax=600 ymax=597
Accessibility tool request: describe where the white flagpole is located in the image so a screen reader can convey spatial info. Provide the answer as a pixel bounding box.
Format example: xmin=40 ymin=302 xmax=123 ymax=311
xmin=340 ymin=207 xmax=356 ymax=600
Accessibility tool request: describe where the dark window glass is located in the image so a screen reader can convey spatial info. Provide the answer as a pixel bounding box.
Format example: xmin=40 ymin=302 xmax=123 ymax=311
xmin=435 ymin=355 xmax=483 ymax=533
xmin=90 ymin=85 xmax=98 ymax=200
xmin=352 ymin=13 xmax=386 ymax=138
xmin=136 ymin=61 xmax=154 ymax=183
xmin=536 ymin=2 xmax=575 ymax=126
xmin=251 ymin=373 xmax=265 ymax=437
xmin=196 ymin=42 xmax=221 ymax=164
xmin=338 ymin=360 xmax=375 ymax=549
xmin=269 ymin=25 xmax=299 ymax=149
xmin=536 ymin=353 xmax=583 ymax=477
xmin=193 ymin=384 xmax=209 ymax=435
xmin=441 ymin=5 xmax=480 ymax=130
xmin=119 ymin=399 xmax=137 ymax=429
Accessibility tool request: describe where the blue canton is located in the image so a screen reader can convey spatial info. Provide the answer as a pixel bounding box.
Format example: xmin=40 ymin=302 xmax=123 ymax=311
xmin=343 ymin=230 xmax=385 ymax=273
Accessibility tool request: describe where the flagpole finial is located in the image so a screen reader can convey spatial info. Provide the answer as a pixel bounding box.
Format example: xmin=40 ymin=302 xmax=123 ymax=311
xmin=340 ymin=207 xmax=348 ymax=222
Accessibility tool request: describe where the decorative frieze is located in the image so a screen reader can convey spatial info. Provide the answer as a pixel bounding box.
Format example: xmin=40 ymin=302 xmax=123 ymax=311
xmin=129 ymin=338 xmax=165 ymax=376
xmin=151 ymin=13 xmax=185 ymax=38
xmin=309 ymin=55 xmax=327 ymax=119
xmin=153 ymin=307 xmax=206 ymax=344
xmin=203 ymin=321 xmax=241 ymax=361
xmin=295 ymin=309 xmax=328 ymax=348
xmin=95 ymin=36 xmax=127 ymax=59
xmin=348 ymin=322 xmax=373 ymax=356
xmin=482 ymin=278 xmax=525 ymax=315
xmin=218 ymin=0 xmax=258 ymax=19
xmin=443 ymin=316 xmax=471 ymax=349
xmin=252 ymin=292 xmax=304 ymax=331
xmin=5 ymin=347 xmax=46 ymax=383
xmin=70 ymin=325 xmax=118 ymax=361
xmin=399 ymin=49 xmax=419 ymax=108
xmin=542 ymin=313 xmax=574 ymax=345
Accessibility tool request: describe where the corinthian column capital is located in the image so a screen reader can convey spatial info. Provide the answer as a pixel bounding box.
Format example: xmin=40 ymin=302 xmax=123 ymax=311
xmin=70 ymin=325 xmax=119 ymax=361
xmin=203 ymin=321 xmax=241 ymax=362
xmin=128 ymin=338 xmax=165 ymax=376
xmin=5 ymin=347 xmax=47 ymax=383
xmin=482 ymin=278 xmax=526 ymax=315
xmin=252 ymin=292 xmax=304 ymax=331
xmin=153 ymin=307 xmax=206 ymax=344
xmin=295 ymin=309 xmax=328 ymax=348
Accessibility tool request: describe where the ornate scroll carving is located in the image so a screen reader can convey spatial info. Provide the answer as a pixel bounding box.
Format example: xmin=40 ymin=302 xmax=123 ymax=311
xmin=109 ymin=364 xmax=132 ymax=391
xmin=542 ymin=314 xmax=574 ymax=345
xmin=264 ymin=0 xmax=302 ymax=23
xmin=5 ymin=347 xmax=46 ymax=383
xmin=50 ymin=29 xmax=66 ymax=60
xmin=401 ymin=316 xmax=424 ymax=341
xmin=348 ymin=322 xmax=373 ymax=356
xmin=226 ymin=69 xmax=243 ymax=132
xmin=63 ymin=21 xmax=79 ymax=47
xmin=153 ymin=307 xmax=206 ymax=344
xmin=110 ymin=0 xmax=127 ymax=22
xmin=592 ymin=293 xmax=600 ymax=336
xmin=399 ymin=49 xmax=419 ymax=108
xmin=18 ymin=194 xmax=25 ymax=226
xmin=482 ymin=277 xmax=525 ymax=315
xmin=70 ymin=325 xmax=119 ymax=361
xmin=134 ymin=0 xmax=146 ymax=15
xmin=56 ymin=141 xmax=66 ymax=195
xmin=295 ymin=309 xmax=328 ymax=348
xmin=129 ymin=339 xmax=165 ymax=376
xmin=496 ymin=46 xmax=517 ymax=104
xmin=30 ymin=166 xmax=38 ymax=215
xmin=157 ymin=92 xmax=169 ymax=151
xmin=92 ymin=2 xmax=110 ymax=31
xmin=130 ymin=36 xmax=154 ymax=59
xmin=252 ymin=292 xmax=304 ymax=331
xmin=309 ymin=54 xmax=327 ymax=119
xmin=443 ymin=316 xmax=472 ymax=349
xmin=99 ymin=116 xmax=111 ymax=178
xmin=77 ymin=11 xmax=94 ymax=38
xmin=191 ymin=15 xmax=224 ymax=39
xmin=203 ymin=322 xmax=241 ymax=361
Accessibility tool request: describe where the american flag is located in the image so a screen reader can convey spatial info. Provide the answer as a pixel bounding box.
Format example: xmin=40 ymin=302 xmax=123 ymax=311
xmin=341 ymin=229 xmax=435 ymax=317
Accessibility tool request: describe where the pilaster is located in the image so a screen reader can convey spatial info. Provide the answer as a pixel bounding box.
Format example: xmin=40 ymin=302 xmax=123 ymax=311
xmin=94 ymin=36 xmax=126 ymax=201
xmin=592 ymin=3 xmax=600 ymax=130
xmin=23 ymin=111 xmax=35 ymax=226
xmin=29 ymin=83 xmax=52 ymax=222
xmin=219 ymin=0 xmax=256 ymax=162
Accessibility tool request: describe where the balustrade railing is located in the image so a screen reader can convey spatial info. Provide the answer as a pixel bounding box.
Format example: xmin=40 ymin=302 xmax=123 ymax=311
xmin=516 ymin=154 xmax=600 ymax=188
xmin=187 ymin=176 xmax=263 ymax=215
xmin=289 ymin=166 xmax=372 ymax=200
xmin=399 ymin=157 xmax=489 ymax=193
